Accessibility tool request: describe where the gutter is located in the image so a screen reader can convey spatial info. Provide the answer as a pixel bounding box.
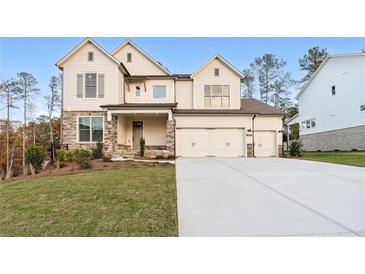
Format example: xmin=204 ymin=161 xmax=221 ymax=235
xmin=252 ymin=114 xmax=256 ymax=158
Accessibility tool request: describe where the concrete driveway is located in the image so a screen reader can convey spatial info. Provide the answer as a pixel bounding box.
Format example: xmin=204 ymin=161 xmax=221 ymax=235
xmin=176 ymin=158 xmax=365 ymax=236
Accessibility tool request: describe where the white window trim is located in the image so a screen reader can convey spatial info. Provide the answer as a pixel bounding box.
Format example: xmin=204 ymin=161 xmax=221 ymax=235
xmin=151 ymin=85 xmax=167 ymax=100
xmin=78 ymin=72 xmax=101 ymax=99
xmin=76 ymin=116 xmax=105 ymax=144
xmin=203 ymin=84 xmax=231 ymax=109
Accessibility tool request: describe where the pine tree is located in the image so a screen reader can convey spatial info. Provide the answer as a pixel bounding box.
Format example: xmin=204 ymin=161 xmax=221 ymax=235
xmin=298 ymin=46 xmax=328 ymax=83
xmin=241 ymin=69 xmax=255 ymax=98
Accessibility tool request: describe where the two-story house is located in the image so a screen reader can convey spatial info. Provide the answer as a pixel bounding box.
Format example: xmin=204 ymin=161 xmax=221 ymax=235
xmin=287 ymin=53 xmax=365 ymax=151
xmin=56 ymin=38 xmax=284 ymax=158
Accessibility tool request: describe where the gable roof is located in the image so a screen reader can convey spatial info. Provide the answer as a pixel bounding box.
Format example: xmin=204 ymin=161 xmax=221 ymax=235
xmin=191 ymin=54 xmax=245 ymax=78
xmin=296 ymin=52 xmax=365 ymax=98
xmin=56 ymin=38 xmax=129 ymax=75
xmin=111 ymin=39 xmax=172 ymax=75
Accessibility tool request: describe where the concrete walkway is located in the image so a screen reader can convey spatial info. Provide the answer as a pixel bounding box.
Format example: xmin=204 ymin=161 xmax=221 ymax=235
xmin=175 ymin=158 xmax=365 ymax=236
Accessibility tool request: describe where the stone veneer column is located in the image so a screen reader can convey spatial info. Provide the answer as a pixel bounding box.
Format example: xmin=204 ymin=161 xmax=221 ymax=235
xmin=166 ymin=120 xmax=175 ymax=155
xmin=246 ymin=144 xmax=253 ymax=158
xmin=104 ymin=115 xmax=118 ymax=157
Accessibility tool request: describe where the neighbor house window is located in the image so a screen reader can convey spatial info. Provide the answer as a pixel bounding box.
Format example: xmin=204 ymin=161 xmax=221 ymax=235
xmin=127 ymin=53 xmax=132 ymax=63
xmin=88 ymin=52 xmax=94 ymax=61
xmin=214 ymin=68 xmax=219 ymax=76
xmin=360 ymin=104 xmax=365 ymax=111
xmin=311 ymin=119 xmax=316 ymax=128
xmin=85 ymin=73 xmax=97 ymax=98
xmin=204 ymin=85 xmax=230 ymax=107
xmin=306 ymin=120 xmax=310 ymax=128
xmin=136 ymin=86 xmax=141 ymax=96
xmin=301 ymin=121 xmax=306 ymax=129
xmin=331 ymin=85 xmax=336 ymax=95
xmin=153 ymin=85 xmax=166 ymax=99
xmin=78 ymin=116 xmax=103 ymax=142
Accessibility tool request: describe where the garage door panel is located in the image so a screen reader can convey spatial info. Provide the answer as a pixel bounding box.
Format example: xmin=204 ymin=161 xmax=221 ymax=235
xmin=255 ymin=131 xmax=276 ymax=157
xmin=176 ymin=128 xmax=245 ymax=157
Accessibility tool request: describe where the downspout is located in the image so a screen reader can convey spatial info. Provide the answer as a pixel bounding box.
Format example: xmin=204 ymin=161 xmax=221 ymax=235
xmin=252 ymin=114 xmax=256 ymax=158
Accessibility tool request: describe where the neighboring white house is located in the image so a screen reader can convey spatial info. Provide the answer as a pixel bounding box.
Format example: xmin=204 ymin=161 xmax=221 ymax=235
xmin=287 ymin=53 xmax=365 ymax=151
xmin=57 ymin=38 xmax=285 ymax=159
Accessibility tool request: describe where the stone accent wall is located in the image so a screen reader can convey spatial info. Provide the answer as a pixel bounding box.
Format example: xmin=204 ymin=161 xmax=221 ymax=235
xmin=63 ymin=111 xmax=106 ymax=150
xmin=166 ymin=120 xmax=175 ymax=154
xmin=104 ymin=115 xmax=118 ymax=157
xmin=301 ymin=125 xmax=365 ymax=151
xmin=278 ymin=145 xmax=283 ymax=157
xmin=246 ymin=144 xmax=253 ymax=158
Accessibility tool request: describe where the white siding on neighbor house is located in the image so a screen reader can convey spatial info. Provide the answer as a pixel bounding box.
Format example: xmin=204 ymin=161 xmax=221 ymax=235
xmin=113 ymin=43 xmax=168 ymax=75
xmin=62 ymin=43 xmax=120 ymax=111
xmin=175 ymin=80 xmax=193 ymax=109
xmin=124 ymin=79 xmax=175 ymax=103
xmin=298 ymin=55 xmax=365 ymax=135
xmin=192 ymin=58 xmax=242 ymax=109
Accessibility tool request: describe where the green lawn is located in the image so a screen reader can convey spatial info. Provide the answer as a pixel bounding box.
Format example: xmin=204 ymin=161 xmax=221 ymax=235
xmin=0 ymin=163 xmax=178 ymax=236
xmin=298 ymin=151 xmax=365 ymax=168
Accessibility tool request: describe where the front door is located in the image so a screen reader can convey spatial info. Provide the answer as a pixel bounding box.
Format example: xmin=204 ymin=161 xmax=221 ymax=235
xmin=132 ymin=121 xmax=143 ymax=150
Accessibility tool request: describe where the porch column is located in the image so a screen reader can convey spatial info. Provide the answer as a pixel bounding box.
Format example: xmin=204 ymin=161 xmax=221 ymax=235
xmin=104 ymin=114 xmax=118 ymax=158
xmin=166 ymin=120 xmax=175 ymax=155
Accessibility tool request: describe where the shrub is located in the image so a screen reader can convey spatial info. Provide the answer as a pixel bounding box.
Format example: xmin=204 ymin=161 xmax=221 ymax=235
xmin=289 ymin=140 xmax=303 ymax=157
xmin=140 ymin=137 xmax=145 ymax=157
xmin=92 ymin=141 xmax=103 ymax=159
xmin=56 ymin=148 xmax=67 ymax=161
xmin=79 ymin=159 xmax=92 ymax=169
xmin=64 ymin=150 xmax=74 ymax=161
xmin=25 ymin=145 xmax=47 ymax=172
xmin=103 ymin=156 xmax=112 ymax=162
xmin=73 ymin=148 xmax=92 ymax=162
xmin=59 ymin=162 xmax=67 ymax=168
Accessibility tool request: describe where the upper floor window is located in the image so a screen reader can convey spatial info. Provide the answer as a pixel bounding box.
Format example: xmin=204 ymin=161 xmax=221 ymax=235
xmin=78 ymin=116 xmax=103 ymax=143
xmin=85 ymin=73 xmax=97 ymax=98
xmin=360 ymin=104 xmax=365 ymax=111
xmin=77 ymin=73 xmax=104 ymax=98
xmin=127 ymin=53 xmax=132 ymax=63
xmin=88 ymin=52 xmax=94 ymax=61
xmin=204 ymin=85 xmax=230 ymax=108
xmin=302 ymin=119 xmax=316 ymax=129
xmin=153 ymin=85 xmax=166 ymax=99
xmin=331 ymin=85 xmax=336 ymax=96
xmin=136 ymin=86 xmax=141 ymax=96
xmin=214 ymin=68 xmax=219 ymax=76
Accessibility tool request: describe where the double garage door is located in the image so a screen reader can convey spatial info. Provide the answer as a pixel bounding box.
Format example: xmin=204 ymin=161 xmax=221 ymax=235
xmin=176 ymin=128 xmax=245 ymax=157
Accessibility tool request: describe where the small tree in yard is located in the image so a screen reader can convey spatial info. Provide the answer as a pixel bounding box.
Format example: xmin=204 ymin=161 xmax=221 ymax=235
xmin=289 ymin=140 xmax=303 ymax=157
xmin=25 ymin=145 xmax=47 ymax=174
xmin=140 ymin=137 xmax=145 ymax=157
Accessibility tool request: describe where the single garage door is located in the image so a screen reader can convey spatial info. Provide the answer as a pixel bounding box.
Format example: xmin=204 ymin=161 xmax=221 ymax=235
xmin=254 ymin=131 xmax=277 ymax=157
xmin=176 ymin=128 xmax=245 ymax=157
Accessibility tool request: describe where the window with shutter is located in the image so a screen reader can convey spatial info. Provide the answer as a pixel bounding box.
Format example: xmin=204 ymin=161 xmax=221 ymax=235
xmin=85 ymin=73 xmax=97 ymax=98
xmin=77 ymin=74 xmax=83 ymax=98
xmin=98 ymin=74 xmax=104 ymax=98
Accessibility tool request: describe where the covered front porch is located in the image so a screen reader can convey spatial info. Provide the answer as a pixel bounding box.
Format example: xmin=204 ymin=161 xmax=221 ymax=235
xmin=102 ymin=104 xmax=176 ymax=159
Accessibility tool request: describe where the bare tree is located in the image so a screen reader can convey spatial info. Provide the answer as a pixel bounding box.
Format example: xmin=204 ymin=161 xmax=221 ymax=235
xmin=270 ymin=72 xmax=294 ymax=111
xmin=17 ymin=72 xmax=40 ymax=175
xmin=0 ymin=78 xmax=21 ymax=179
xmin=58 ymin=72 xmax=64 ymax=145
xmin=45 ymin=76 xmax=61 ymax=160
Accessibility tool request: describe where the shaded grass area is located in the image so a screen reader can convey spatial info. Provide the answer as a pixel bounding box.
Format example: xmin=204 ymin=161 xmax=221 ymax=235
xmin=0 ymin=163 xmax=177 ymax=236
xmin=299 ymin=151 xmax=365 ymax=168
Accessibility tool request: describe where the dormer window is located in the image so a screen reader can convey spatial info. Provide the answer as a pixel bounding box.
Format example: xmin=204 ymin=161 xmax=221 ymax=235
xmin=214 ymin=68 xmax=219 ymax=76
xmin=136 ymin=86 xmax=141 ymax=96
xmin=127 ymin=53 xmax=132 ymax=63
xmin=331 ymin=85 xmax=336 ymax=95
xmin=88 ymin=52 xmax=94 ymax=61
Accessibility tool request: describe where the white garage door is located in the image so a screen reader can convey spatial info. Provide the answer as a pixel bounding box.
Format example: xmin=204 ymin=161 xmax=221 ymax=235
xmin=176 ymin=128 xmax=245 ymax=157
xmin=254 ymin=131 xmax=277 ymax=157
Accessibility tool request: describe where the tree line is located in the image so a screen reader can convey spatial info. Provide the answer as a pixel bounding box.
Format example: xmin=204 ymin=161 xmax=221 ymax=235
xmin=0 ymin=73 xmax=62 ymax=179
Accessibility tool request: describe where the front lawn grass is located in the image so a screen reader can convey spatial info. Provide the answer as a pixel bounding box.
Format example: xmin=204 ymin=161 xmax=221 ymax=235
xmin=0 ymin=163 xmax=177 ymax=236
xmin=298 ymin=151 xmax=365 ymax=168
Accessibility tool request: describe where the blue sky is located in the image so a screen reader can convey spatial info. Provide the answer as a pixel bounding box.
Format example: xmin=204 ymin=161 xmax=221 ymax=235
xmin=1 ymin=37 xmax=364 ymax=120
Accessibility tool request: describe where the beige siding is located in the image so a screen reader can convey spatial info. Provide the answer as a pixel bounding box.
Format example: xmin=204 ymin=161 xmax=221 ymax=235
xmin=117 ymin=115 xmax=167 ymax=146
xmin=192 ymin=58 xmax=241 ymax=109
xmin=125 ymin=79 xmax=174 ymax=103
xmin=113 ymin=43 xmax=168 ymax=75
xmin=175 ymin=80 xmax=193 ymax=109
xmin=117 ymin=69 xmax=124 ymax=103
xmin=63 ymin=43 xmax=120 ymax=111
